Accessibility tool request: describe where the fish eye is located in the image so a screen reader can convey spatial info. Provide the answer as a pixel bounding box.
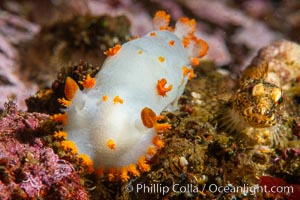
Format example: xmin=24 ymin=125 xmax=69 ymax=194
xmin=271 ymin=88 xmax=283 ymax=105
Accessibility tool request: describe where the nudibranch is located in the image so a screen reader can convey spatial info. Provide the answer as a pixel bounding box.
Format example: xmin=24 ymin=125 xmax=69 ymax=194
xmin=219 ymin=40 xmax=300 ymax=146
xmin=54 ymin=11 xmax=208 ymax=181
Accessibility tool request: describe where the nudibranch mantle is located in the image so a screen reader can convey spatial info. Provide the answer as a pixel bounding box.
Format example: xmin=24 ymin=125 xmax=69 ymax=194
xmin=61 ymin=11 xmax=208 ymax=179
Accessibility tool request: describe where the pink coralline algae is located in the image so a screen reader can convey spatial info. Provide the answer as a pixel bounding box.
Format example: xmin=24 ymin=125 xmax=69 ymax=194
xmin=0 ymin=101 xmax=89 ymax=199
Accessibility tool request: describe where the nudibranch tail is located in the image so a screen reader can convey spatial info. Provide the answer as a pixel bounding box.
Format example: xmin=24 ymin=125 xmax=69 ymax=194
xmin=54 ymin=10 xmax=208 ymax=182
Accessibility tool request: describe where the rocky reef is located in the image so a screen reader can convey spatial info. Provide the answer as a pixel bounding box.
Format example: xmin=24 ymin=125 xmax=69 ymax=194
xmin=1 ymin=0 xmax=300 ymax=199
xmin=0 ymin=102 xmax=89 ymax=199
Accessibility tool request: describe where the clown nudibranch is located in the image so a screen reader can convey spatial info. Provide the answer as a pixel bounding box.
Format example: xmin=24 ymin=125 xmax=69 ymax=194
xmin=55 ymin=11 xmax=208 ymax=181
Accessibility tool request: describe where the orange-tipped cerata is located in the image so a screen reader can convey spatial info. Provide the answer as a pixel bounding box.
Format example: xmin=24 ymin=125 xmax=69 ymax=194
xmin=79 ymin=74 xmax=96 ymax=89
xmin=104 ymin=44 xmax=122 ymax=56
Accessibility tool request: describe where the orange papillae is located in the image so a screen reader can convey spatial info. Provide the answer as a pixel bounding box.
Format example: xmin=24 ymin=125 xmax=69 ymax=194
xmin=137 ymin=156 xmax=151 ymax=172
xmin=153 ymin=136 xmax=165 ymax=149
xmin=188 ymin=68 xmax=195 ymax=80
xmin=182 ymin=66 xmax=189 ymax=76
xmin=52 ymin=113 xmax=68 ymax=125
xmin=54 ymin=131 xmax=68 ymax=139
xmin=79 ymin=74 xmax=96 ymax=89
xmin=120 ymin=167 xmax=130 ymax=182
xmin=156 ymin=115 xmax=164 ymax=121
xmin=197 ymin=39 xmax=209 ymax=58
xmin=57 ymin=98 xmax=71 ymax=107
xmin=61 ymin=140 xmax=78 ymax=154
xmin=150 ymin=32 xmax=156 ymax=37
xmin=106 ymin=139 xmax=116 ymax=150
xmin=153 ymin=11 xmax=170 ymax=30
xmin=155 ymin=123 xmax=171 ymax=132
xmin=169 ymin=40 xmax=175 ymax=46
xmin=191 ymin=57 xmax=200 ymax=67
xmin=158 ymin=56 xmax=165 ymax=63
xmin=127 ymin=164 xmax=140 ymax=177
xmin=182 ymin=66 xmax=195 ymax=80
xmin=113 ymin=96 xmax=124 ymax=104
xmin=157 ymin=78 xmax=172 ymax=97
xmin=65 ymin=77 xmax=79 ymax=100
xmin=147 ymin=145 xmax=157 ymax=156
xmin=141 ymin=107 xmax=171 ymax=131
xmin=107 ymin=168 xmax=118 ymax=182
xmin=138 ymin=50 xmax=143 ymax=54
xmin=102 ymin=95 xmax=109 ymax=102
xmin=104 ymin=44 xmax=121 ymax=56
xmin=78 ymin=154 xmax=94 ymax=173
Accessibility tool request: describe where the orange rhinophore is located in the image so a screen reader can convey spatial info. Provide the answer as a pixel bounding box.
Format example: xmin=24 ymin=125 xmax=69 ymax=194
xmin=79 ymin=74 xmax=96 ymax=89
xmin=65 ymin=77 xmax=79 ymax=100
xmin=141 ymin=107 xmax=157 ymax=128
xmin=157 ymin=78 xmax=172 ymax=97
xmin=113 ymin=96 xmax=124 ymax=104
xmin=106 ymin=139 xmax=116 ymax=150
xmin=104 ymin=44 xmax=122 ymax=56
xmin=153 ymin=10 xmax=170 ymax=30
xmin=52 ymin=113 xmax=68 ymax=125
xmin=140 ymin=107 xmax=171 ymax=132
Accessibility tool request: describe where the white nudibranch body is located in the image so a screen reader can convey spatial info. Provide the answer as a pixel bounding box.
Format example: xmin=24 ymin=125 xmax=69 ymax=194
xmin=56 ymin=11 xmax=208 ymax=181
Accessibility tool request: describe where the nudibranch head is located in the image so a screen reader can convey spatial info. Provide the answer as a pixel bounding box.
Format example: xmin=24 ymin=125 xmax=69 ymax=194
xmin=232 ymin=80 xmax=284 ymax=128
xmin=54 ymin=10 xmax=208 ymax=181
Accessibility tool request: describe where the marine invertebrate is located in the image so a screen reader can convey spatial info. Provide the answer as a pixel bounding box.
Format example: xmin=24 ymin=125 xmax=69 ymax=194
xmin=55 ymin=11 xmax=208 ymax=181
xmin=219 ymin=40 xmax=300 ymax=146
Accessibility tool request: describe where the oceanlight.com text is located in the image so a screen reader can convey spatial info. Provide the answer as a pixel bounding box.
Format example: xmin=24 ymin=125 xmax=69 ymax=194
xmin=125 ymin=183 xmax=294 ymax=196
